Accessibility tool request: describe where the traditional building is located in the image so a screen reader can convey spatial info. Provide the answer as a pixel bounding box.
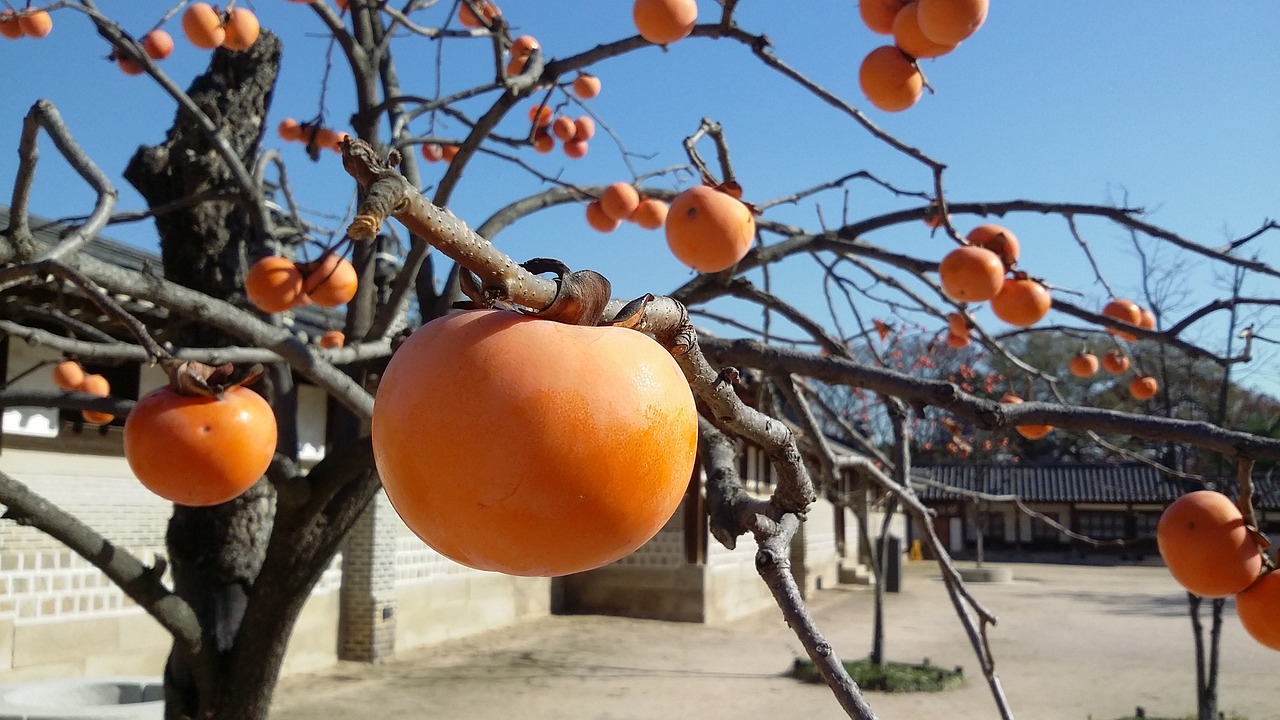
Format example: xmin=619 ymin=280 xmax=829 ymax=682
xmin=913 ymin=462 xmax=1280 ymax=559
xmin=0 ymin=212 xmax=896 ymax=681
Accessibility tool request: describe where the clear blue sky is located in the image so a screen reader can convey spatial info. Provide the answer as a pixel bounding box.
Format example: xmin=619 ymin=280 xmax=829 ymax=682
xmin=3 ymin=2 xmax=1278 ymax=394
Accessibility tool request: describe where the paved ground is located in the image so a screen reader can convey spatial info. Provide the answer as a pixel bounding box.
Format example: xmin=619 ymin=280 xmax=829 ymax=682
xmin=270 ymin=561 xmax=1279 ymax=720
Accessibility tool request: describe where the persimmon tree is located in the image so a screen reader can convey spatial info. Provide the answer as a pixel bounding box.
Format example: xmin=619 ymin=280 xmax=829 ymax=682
xmin=1 ymin=3 xmax=1279 ymax=720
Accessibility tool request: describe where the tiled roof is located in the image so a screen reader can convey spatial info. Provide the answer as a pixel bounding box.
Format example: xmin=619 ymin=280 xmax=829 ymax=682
xmin=916 ymin=463 xmax=1280 ymax=510
xmin=915 ymin=463 xmax=1182 ymax=504
xmin=1 ymin=206 xmax=331 ymax=334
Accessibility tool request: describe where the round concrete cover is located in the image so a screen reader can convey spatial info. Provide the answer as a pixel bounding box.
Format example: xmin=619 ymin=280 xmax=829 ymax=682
xmin=0 ymin=677 xmax=163 ymax=719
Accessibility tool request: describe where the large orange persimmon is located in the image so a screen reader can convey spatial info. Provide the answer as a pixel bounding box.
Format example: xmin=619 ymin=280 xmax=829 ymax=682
xmin=858 ymin=45 xmax=923 ymax=112
xmin=632 ymin=0 xmax=697 ymax=45
xmin=665 ymin=185 xmax=756 ymax=273
xmin=990 ymin=274 xmax=1050 ymax=327
xmin=1236 ymin=571 xmax=1280 ymax=651
xmin=938 ymin=246 xmax=1005 ymax=303
xmin=1157 ymin=490 xmax=1262 ymax=598
xmin=125 ymin=386 xmax=277 ymax=507
xmin=371 ymin=310 xmax=698 ymax=577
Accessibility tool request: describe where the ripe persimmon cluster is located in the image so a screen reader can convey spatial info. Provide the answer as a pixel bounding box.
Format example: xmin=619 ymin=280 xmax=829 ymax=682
xmin=245 ymin=252 xmax=358 ymax=314
xmin=50 ymin=360 xmax=114 ymax=425
xmin=856 ymin=0 xmax=989 ymax=112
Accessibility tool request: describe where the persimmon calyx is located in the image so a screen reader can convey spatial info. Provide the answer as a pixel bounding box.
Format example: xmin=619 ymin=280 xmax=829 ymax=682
xmin=162 ymin=359 xmax=264 ymax=399
xmin=519 ymin=258 xmax=613 ymax=326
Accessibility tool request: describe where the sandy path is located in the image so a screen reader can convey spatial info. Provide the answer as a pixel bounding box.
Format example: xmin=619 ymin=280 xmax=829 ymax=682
xmin=271 ymin=562 xmax=1279 ymax=719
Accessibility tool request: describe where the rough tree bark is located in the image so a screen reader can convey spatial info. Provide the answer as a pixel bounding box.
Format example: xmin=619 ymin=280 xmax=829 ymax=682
xmin=118 ymin=33 xmax=344 ymax=720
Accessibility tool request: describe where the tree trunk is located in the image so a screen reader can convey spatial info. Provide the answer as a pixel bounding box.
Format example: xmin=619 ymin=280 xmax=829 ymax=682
xmin=122 ymin=34 xmax=299 ymax=720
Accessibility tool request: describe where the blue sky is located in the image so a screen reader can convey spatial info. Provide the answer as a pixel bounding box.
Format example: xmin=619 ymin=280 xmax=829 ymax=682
xmin=2 ymin=2 xmax=1278 ymax=394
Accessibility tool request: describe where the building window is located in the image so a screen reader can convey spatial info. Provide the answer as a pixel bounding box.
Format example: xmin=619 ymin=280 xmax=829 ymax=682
xmin=1030 ymin=512 xmax=1061 ymax=542
xmin=982 ymin=512 xmax=1005 ymax=542
xmin=1077 ymin=511 xmax=1127 ymax=540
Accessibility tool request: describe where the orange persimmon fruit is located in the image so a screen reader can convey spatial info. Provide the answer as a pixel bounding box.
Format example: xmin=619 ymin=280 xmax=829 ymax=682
xmin=990 ymin=274 xmax=1051 ymax=327
xmin=858 ymin=45 xmax=923 ymax=112
xmin=527 ymin=105 xmax=553 ymax=128
xmin=665 ymin=185 xmax=756 ymax=273
xmin=458 ymin=1 xmax=500 ymax=28
xmin=999 ymin=393 xmax=1053 ymax=440
xmin=600 ymin=182 xmax=641 ymax=222
xmin=221 ymin=7 xmax=260 ymax=51
xmin=551 ymin=116 xmax=577 ymax=142
xmin=79 ymin=373 xmax=114 ymax=425
xmin=585 ymin=201 xmax=620 ymax=233
xmin=532 ymin=128 xmax=554 ymax=154
xmin=510 ymin=34 xmax=538 ymax=56
xmin=562 ymin=138 xmax=589 ymax=159
xmin=1236 ymin=571 xmax=1280 ymax=651
xmin=318 ymin=330 xmax=345 ymax=349
xmin=938 ymin=246 xmax=1005 ymax=303
xmin=142 ymin=30 xmax=174 ymax=60
xmin=1102 ymin=351 xmax=1129 ymax=374
xmin=1068 ymin=352 xmax=1099 ymax=378
xmin=630 ymin=198 xmax=669 ymax=230
xmin=301 ymin=253 xmax=359 ymax=307
xmin=892 ymin=1 xmax=957 ymax=59
xmin=1139 ymin=307 xmax=1157 ymax=331
xmin=18 ymin=9 xmax=52 ymax=38
xmin=916 ymin=0 xmax=988 ymax=46
xmin=124 ymin=385 xmax=277 ymax=506
xmin=859 ymin=0 xmax=906 ymax=35
xmin=371 ymin=309 xmax=698 ymax=576
xmin=1157 ymin=490 xmax=1262 ymax=598
xmin=181 ymin=3 xmax=225 ymax=49
xmin=632 ymin=0 xmax=697 ymax=45
xmin=967 ymin=223 xmax=1019 ymax=268
xmin=420 ymin=142 xmax=445 ymax=162
xmin=246 ymin=256 xmax=307 ymax=313
xmin=1130 ymin=375 xmax=1159 ymax=400
xmin=115 ymin=49 xmax=145 ymax=76
xmin=1102 ymin=298 xmax=1143 ymax=342
xmin=572 ymin=73 xmax=602 ymax=100
xmin=52 ymin=360 xmax=86 ymax=391
xmin=0 ymin=11 xmax=24 ymax=39
xmin=278 ymin=118 xmax=303 ymax=143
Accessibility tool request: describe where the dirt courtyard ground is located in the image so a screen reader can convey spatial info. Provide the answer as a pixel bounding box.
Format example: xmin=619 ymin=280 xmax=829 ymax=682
xmin=270 ymin=561 xmax=1279 ymax=720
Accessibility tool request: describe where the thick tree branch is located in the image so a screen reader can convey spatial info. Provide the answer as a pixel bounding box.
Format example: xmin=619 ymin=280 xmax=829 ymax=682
xmin=703 ymin=339 xmax=1280 ymax=462
xmin=0 ymin=470 xmax=204 ymax=657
